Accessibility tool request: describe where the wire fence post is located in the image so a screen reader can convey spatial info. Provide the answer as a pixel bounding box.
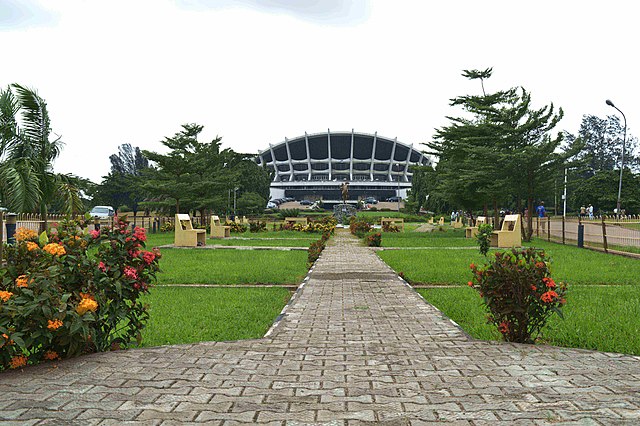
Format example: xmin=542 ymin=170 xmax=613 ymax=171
xmin=601 ymin=215 xmax=608 ymax=253
xmin=536 ymin=217 xmax=539 ymax=237
xmin=547 ymin=216 xmax=551 ymax=241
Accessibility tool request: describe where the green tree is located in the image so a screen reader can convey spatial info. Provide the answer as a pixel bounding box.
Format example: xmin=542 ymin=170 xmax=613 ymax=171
xmin=236 ymin=192 xmax=266 ymax=215
xmin=0 ymin=84 xmax=83 ymax=226
xmin=570 ymin=169 xmax=640 ymax=215
xmin=426 ymin=69 xmax=567 ymax=240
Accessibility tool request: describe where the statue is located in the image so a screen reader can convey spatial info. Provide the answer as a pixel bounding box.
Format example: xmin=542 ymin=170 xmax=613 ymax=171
xmin=340 ymin=181 xmax=349 ymax=203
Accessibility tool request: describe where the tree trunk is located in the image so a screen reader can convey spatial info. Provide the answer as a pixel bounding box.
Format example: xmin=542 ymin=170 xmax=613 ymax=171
xmin=525 ymin=197 xmax=534 ymax=241
xmin=493 ymin=198 xmax=499 ymax=230
xmin=40 ymin=203 xmax=48 ymax=233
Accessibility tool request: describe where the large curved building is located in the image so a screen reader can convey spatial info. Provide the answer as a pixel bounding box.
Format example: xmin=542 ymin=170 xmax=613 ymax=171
xmin=256 ymin=130 xmax=431 ymax=202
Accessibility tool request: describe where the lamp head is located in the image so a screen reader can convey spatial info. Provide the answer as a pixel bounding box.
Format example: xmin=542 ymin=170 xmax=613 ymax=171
xmin=606 ymin=99 xmax=615 ymax=107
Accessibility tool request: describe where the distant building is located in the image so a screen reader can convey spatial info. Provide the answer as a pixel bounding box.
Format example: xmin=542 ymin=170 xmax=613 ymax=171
xmin=256 ymin=130 xmax=431 ymax=202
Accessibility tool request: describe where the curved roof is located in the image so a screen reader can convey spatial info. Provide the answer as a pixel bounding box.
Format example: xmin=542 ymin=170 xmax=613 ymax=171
xmin=256 ymin=130 xmax=430 ymax=184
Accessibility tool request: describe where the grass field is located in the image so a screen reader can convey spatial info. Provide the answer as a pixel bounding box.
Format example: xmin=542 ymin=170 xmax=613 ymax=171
xmin=372 ymin=228 xmax=640 ymax=355
xmin=378 ymin=236 xmax=640 ymax=286
xmin=417 ymin=285 xmax=640 ymax=355
xmin=141 ymin=286 xmax=290 ymax=346
xmin=145 ymin=230 xmax=323 ymax=248
xmin=157 ymin=248 xmax=309 ymax=285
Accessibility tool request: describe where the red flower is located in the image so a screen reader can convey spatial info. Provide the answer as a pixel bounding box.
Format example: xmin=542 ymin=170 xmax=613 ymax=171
xmin=90 ymin=229 xmax=100 ymax=239
xmin=530 ymin=285 xmax=537 ymax=291
xmin=542 ymin=277 xmax=556 ymax=289
xmin=142 ymin=251 xmax=155 ymax=264
xmin=469 ymin=263 xmax=476 ymax=270
xmin=498 ymin=321 xmax=510 ymax=334
xmin=535 ymin=262 xmax=545 ymax=269
xmin=123 ymin=266 xmax=138 ymax=280
xmin=133 ymin=227 xmax=147 ymax=242
xmin=98 ymin=261 xmax=106 ymax=272
xmin=467 ymin=281 xmax=473 ymax=287
xmin=541 ymin=291 xmax=559 ymax=303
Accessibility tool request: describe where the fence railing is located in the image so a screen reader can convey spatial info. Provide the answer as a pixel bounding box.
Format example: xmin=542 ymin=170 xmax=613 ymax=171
xmin=535 ymin=216 xmax=640 ymax=252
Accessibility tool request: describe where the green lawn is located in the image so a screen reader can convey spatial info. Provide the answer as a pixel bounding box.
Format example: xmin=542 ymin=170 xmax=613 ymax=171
xmin=145 ymin=230 xmax=322 ymax=248
xmin=141 ymin=286 xmax=290 ymax=346
xmin=417 ymin=285 xmax=640 ymax=355
xmin=379 ymin=238 xmax=640 ymax=286
xmin=157 ymin=248 xmax=308 ymax=285
xmin=381 ymin=228 xmax=477 ymax=247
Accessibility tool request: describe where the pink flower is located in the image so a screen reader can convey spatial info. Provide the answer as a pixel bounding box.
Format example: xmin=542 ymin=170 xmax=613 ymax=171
xmin=129 ymin=249 xmax=141 ymax=259
xmin=123 ymin=266 xmax=138 ymax=280
xmin=142 ymin=251 xmax=155 ymax=264
xmin=98 ymin=261 xmax=107 ymax=272
xmin=133 ymin=227 xmax=147 ymax=242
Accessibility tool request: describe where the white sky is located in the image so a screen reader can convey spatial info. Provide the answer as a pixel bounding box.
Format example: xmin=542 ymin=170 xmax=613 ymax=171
xmin=1 ymin=0 xmax=637 ymax=183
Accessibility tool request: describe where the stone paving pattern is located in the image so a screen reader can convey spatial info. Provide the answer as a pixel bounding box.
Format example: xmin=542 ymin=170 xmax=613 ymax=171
xmin=2 ymin=230 xmax=640 ymax=424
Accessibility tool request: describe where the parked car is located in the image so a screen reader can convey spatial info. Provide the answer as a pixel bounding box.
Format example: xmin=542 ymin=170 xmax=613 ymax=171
xmin=89 ymin=205 xmax=115 ymax=219
xmin=299 ymin=200 xmax=313 ymax=205
xmin=386 ymin=196 xmax=402 ymax=202
xmin=363 ymin=197 xmax=378 ymax=204
xmin=266 ymin=201 xmax=277 ymax=209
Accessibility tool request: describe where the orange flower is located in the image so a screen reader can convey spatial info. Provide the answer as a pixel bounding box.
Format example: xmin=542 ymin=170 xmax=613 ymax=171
xmin=77 ymin=298 xmax=98 ymax=315
xmin=43 ymin=351 xmax=59 ymax=361
xmin=15 ymin=275 xmax=29 ymax=288
xmin=47 ymin=319 xmax=63 ymax=331
xmin=535 ymin=262 xmax=545 ymax=269
xmin=0 ymin=290 xmax=13 ymax=302
xmin=9 ymin=355 xmax=28 ymax=369
xmin=79 ymin=292 xmax=95 ymax=301
xmin=498 ymin=321 xmax=510 ymax=334
xmin=467 ymin=281 xmax=473 ymax=287
xmin=469 ymin=263 xmax=476 ymax=270
xmin=530 ymin=285 xmax=537 ymax=291
xmin=542 ymin=277 xmax=556 ymax=289
xmin=26 ymin=241 xmax=39 ymax=251
xmin=541 ymin=291 xmax=559 ymax=303
xmin=15 ymin=227 xmax=38 ymax=242
xmin=43 ymin=243 xmax=66 ymax=256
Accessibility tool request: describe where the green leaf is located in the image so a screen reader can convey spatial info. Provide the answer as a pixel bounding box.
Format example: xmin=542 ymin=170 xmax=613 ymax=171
xmin=39 ymin=231 xmax=49 ymax=246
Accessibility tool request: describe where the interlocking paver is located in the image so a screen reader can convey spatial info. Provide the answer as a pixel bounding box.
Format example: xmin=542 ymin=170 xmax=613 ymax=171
xmin=2 ymin=229 xmax=640 ymax=423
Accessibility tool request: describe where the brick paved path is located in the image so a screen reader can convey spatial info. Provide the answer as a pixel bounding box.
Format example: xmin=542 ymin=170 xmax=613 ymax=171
xmin=2 ymin=230 xmax=640 ymax=424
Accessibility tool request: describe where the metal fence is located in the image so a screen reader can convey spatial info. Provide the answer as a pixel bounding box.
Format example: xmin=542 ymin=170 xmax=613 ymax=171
xmin=536 ymin=215 xmax=640 ymax=252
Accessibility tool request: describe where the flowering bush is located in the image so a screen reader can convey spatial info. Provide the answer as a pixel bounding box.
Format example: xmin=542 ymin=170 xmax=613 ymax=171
xmin=381 ymin=222 xmax=400 ymax=233
xmin=469 ymin=248 xmax=567 ymax=343
xmin=249 ymin=221 xmax=267 ymax=233
xmin=366 ymin=233 xmax=382 ymax=247
xmin=225 ymin=221 xmax=248 ymax=233
xmin=476 ymin=223 xmax=494 ymax=256
xmin=159 ymin=222 xmax=174 ymax=232
xmin=0 ymin=218 xmax=160 ymax=370
xmin=307 ymin=231 xmax=331 ymax=268
xmin=349 ymin=217 xmax=372 ymax=237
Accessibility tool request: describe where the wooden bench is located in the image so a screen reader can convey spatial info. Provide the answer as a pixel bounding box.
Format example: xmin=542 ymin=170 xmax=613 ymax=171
xmin=175 ymin=214 xmax=206 ymax=247
xmin=284 ymin=217 xmax=308 ymax=226
xmin=490 ymin=214 xmax=522 ymax=248
xmin=210 ymin=215 xmax=231 ymax=238
xmin=381 ymin=217 xmax=404 ymax=232
xmin=451 ymin=217 xmax=463 ymax=229
xmin=465 ymin=216 xmax=487 ymax=238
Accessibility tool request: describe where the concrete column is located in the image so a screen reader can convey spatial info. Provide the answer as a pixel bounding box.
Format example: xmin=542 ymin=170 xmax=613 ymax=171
xmin=370 ymin=132 xmax=377 ymax=181
xmin=349 ymin=129 xmax=354 ymax=181
xmin=327 ymin=128 xmax=332 ymax=181
xmin=305 ymin=132 xmax=312 ymax=180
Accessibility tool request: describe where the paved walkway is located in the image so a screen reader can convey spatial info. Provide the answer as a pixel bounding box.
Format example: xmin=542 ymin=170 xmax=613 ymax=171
xmin=2 ymin=231 xmax=640 ymax=424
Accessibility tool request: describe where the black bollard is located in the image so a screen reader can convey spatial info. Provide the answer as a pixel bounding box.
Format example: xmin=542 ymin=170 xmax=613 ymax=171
xmin=577 ymin=224 xmax=584 ymax=248
xmin=5 ymin=213 xmax=17 ymax=244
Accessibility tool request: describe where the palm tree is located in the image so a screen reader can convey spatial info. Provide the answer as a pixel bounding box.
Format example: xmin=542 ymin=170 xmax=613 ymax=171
xmin=0 ymin=84 xmax=83 ymax=230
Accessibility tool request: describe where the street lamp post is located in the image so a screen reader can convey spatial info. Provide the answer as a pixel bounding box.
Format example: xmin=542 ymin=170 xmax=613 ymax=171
xmin=606 ymin=99 xmax=627 ymax=216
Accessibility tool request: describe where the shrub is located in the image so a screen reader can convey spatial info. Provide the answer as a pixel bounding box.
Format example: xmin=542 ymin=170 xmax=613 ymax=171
xmin=249 ymin=221 xmax=267 ymax=233
xmin=469 ymin=248 xmax=567 ymax=344
xmin=366 ymin=232 xmax=382 ymax=247
xmin=225 ymin=221 xmax=248 ymax=233
xmin=382 ymin=222 xmax=400 ymax=232
xmin=307 ymin=231 xmax=331 ymax=268
xmin=279 ymin=208 xmax=300 ymax=218
xmin=476 ymin=223 xmax=494 ymax=256
xmin=349 ymin=217 xmax=372 ymax=237
xmin=160 ymin=222 xmax=174 ymax=232
xmin=0 ymin=218 xmax=160 ymax=370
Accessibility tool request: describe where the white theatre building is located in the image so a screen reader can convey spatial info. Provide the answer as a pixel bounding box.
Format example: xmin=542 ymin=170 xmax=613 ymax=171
xmin=256 ymin=130 xmax=431 ymax=202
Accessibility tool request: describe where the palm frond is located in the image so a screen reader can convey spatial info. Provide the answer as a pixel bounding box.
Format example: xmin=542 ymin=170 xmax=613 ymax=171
xmin=0 ymin=160 xmax=42 ymax=212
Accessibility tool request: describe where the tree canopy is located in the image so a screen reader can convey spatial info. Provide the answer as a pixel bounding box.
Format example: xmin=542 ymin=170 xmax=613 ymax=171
xmin=424 ymin=69 xmax=568 ymax=239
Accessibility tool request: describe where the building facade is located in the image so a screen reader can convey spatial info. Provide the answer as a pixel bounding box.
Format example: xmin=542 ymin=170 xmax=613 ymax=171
xmin=256 ymin=130 xmax=431 ymax=202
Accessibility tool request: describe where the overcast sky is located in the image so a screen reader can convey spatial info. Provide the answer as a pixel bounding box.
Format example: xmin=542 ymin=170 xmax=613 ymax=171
xmin=2 ymin=0 xmax=637 ymax=183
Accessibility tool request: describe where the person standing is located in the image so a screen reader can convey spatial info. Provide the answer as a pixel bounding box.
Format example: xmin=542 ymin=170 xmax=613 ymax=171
xmin=588 ymin=204 xmax=594 ymax=220
xmin=536 ymin=201 xmax=546 ymax=218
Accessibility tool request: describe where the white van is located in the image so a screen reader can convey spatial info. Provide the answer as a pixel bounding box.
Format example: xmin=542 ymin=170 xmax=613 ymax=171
xmin=89 ymin=206 xmax=115 ymax=219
